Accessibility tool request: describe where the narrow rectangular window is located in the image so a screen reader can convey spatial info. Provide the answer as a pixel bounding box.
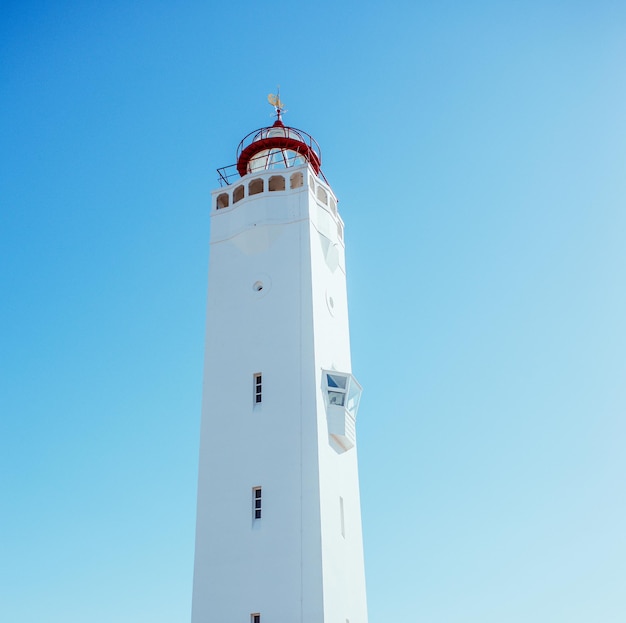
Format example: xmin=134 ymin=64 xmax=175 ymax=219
xmin=340 ymin=496 xmax=345 ymax=538
xmin=254 ymin=373 xmax=262 ymax=405
xmin=251 ymin=614 xmax=260 ymax=623
xmin=253 ymin=487 xmax=262 ymax=519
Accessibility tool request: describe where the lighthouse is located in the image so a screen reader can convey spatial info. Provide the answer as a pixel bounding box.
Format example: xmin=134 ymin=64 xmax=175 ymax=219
xmin=191 ymin=96 xmax=368 ymax=623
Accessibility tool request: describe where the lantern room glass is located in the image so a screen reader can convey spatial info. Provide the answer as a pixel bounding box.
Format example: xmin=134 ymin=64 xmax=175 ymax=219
xmin=248 ymin=148 xmax=307 ymax=172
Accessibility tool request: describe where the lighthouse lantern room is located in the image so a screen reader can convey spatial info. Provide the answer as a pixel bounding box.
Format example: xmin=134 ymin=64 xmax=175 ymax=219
xmin=191 ymin=94 xmax=368 ymax=623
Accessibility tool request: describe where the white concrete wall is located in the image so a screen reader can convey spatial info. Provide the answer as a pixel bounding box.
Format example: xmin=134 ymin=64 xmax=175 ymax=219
xmin=192 ymin=165 xmax=367 ymax=623
xmin=309 ymin=194 xmax=368 ymax=623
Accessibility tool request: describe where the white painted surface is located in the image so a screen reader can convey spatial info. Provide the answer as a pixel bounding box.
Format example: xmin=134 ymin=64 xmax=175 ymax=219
xmin=191 ymin=163 xmax=367 ymax=623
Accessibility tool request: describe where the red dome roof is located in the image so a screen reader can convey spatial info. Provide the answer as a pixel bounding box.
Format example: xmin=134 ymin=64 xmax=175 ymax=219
xmin=236 ymin=119 xmax=322 ymax=177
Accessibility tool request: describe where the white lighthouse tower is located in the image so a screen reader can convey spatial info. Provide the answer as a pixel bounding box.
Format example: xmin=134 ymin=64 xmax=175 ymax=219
xmin=191 ymin=96 xmax=368 ymax=623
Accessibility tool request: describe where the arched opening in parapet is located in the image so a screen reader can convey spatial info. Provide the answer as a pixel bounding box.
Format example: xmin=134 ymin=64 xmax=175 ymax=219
xmin=216 ymin=193 xmax=229 ymax=209
xmin=317 ymin=186 xmax=328 ymax=205
xmin=290 ymin=172 xmax=304 ymax=189
xmin=249 ymin=178 xmax=264 ymax=196
xmin=268 ymin=175 xmax=285 ymax=191
xmin=233 ymin=185 xmax=245 ymax=203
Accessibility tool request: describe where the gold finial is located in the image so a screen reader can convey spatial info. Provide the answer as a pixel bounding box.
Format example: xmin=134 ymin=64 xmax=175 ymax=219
xmin=267 ymin=93 xmax=283 ymax=109
xmin=268 ymin=87 xmax=284 ymax=120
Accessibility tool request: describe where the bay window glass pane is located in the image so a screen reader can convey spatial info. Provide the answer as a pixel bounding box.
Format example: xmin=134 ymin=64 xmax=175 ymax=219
xmin=327 ymin=373 xmax=347 ymax=389
xmin=328 ymin=391 xmax=345 ymax=406
xmin=346 ymin=387 xmax=361 ymax=414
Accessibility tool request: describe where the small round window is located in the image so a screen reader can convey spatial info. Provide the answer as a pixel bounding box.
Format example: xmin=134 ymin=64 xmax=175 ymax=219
xmin=326 ymin=290 xmax=336 ymax=317
xmin=251 ymin=274 xmax=272 ymax=298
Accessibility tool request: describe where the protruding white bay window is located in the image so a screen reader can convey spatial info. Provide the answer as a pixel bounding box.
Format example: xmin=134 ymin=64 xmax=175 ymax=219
xmin=322 ymin=371 xmax=362 ymax=452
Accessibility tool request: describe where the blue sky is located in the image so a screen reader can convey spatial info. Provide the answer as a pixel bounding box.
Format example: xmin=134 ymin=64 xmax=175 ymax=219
xmin=1 ymin=1 xmax=625 ymax=622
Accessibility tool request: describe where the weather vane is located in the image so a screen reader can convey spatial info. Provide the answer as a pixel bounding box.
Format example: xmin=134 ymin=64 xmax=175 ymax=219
xmin=267 ymin=87 xmax=285 ymax=121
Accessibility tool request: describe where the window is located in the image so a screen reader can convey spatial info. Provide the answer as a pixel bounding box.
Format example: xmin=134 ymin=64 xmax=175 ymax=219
xmin=251 ymin=614 xmax=261 ymax=623
xmin=340 ymin=496 xmax=345 ymax=538
xmin=254 ymin=373 xmax=262 ymax=404
xmin=324 ymin=371 xmax=362 ymax=415
xmin=327 ymin=373 xmax=347 ymax=406
xmin=253 ymin=487 xmax=262 ymax=519
xmin=323 ymin=370 xmax=363 ymax=453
